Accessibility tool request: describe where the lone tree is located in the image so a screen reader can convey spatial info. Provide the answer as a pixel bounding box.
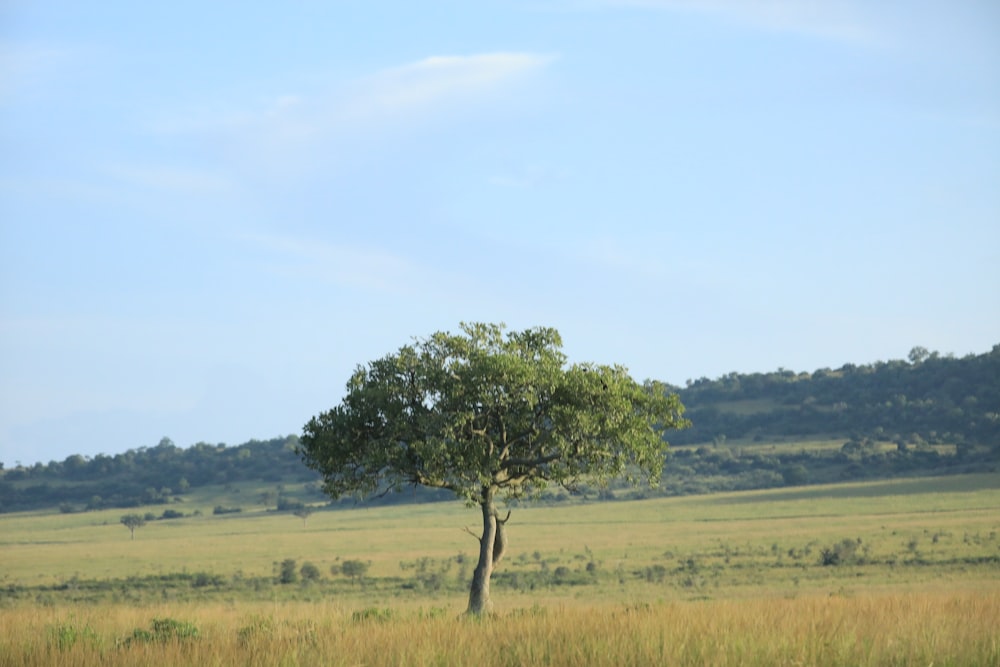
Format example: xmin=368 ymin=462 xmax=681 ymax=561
xmin=293 ymin=506 xmax=314 ymax=526
xmin=298 ymin=323 xmax=688 ymax=615
xmin=120 ymin=514 xmax=146 ymax=540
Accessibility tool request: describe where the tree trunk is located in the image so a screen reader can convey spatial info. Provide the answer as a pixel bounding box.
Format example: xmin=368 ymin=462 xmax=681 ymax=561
xmin=466 ymin=487 xmax=500 ymax=615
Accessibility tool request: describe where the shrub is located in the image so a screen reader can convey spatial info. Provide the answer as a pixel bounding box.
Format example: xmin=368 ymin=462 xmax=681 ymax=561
xmin=48 ymin=621 xmax=100 ymax=651
xmin=279 ymin=559 xmax=297 ymax=584
xmin=820 ymin=538 xmax=864 ymax=566
xmin=192 ymin=572 xmax=223 ymax=588
xmin=300 ymin=562 xmax=321 ymax=582
xmin=120 ymin=618 xmax=199 ymax=647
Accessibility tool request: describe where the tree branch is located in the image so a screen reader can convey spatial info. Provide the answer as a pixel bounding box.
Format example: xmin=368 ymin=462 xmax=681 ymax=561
xmin=501 ymin=451 xmax=561 ymax=469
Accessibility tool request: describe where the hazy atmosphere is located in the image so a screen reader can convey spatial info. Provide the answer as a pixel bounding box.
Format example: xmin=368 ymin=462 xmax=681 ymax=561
xmin=2 ymin=1 xmax=998 ymax=466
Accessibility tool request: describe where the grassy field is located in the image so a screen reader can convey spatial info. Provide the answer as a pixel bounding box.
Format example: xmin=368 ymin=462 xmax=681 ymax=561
xmin=1 ymin=473 xmax=998 ymax=665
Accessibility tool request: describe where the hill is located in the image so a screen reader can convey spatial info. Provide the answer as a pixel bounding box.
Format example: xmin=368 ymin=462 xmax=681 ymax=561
xmin=1 ymin=344 xmax=997 ymax=513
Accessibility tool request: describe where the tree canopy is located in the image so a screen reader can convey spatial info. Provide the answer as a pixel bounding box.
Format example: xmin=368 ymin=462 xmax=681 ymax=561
xmin=299 ymin=322 xmax=688 ymax=505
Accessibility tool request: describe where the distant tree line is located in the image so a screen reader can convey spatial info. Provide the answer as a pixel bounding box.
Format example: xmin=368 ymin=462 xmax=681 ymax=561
xmin=1 ymin=345 xmax=996 ymax=513
xmin=0 ymin=435 xmax=317 ymax=513
xmin=671 ymin=345 xmax=1000 ymax=449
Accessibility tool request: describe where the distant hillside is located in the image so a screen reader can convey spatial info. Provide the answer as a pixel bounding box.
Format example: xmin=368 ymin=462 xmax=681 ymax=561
xmin=673 ymin=344 xmax=1000 ymax=447
xmin=0 ymin=436 xmax=318 ymax=514
xmin=1 ymin=344 xmax=997 ymax=513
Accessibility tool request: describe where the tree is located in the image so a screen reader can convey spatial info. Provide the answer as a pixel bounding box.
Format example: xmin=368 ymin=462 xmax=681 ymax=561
xmin=299 ymin=323 xmax=688 ymax=614
xmin=120 ymin=514 xmax=146 ymax=540
xmin=293 ymin=506 xmax=314 ymax=526
xmin=340 ymin=559 xmax=370 ymax=582
xmin=908 ymin=346 xmax=930 ymax=365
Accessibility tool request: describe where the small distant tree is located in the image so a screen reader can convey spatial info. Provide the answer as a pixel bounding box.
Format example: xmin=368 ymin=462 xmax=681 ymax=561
xmin=781 ymin=464 xmax=809 ymax=486
xmin=292 ymin=507 xmax=314 ymax=526
xmin=259 ymin=490 xmax=276 ymax=508
xmin=908 ymin=346 xmax=930 ymax=364
xmin=340 ymin=559 xmax=370 ymax=582
xmin=120 ymin=514 xmax=146 ymax=540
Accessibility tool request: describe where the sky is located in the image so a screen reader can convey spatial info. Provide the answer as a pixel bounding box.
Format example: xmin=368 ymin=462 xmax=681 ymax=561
xmin=1 ymin=1 xmax=998 ymax=467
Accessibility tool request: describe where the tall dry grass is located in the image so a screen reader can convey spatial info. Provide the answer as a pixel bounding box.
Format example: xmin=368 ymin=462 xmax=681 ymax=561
xmin=2 ymin=588 xmax=997 ymax=666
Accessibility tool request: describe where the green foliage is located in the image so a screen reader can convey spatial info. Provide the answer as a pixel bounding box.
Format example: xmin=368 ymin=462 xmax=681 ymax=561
xmin=340 ymin=559 xmax=370 ymax=581
xmin=820 ymin=538 xmax=866 ymax=566
xmin=781 ymin=464 xmax=809 ymax=486
xmin=120 ymin=618 xmax=199 ymax=647
xmin=676 ymin=344 xmax=1000 ymax=447
xmin=119 ymin=514 xmax=145 ymax=539
xmin=299 ymin=561 xmax=321 ymax=581
xmin=47 ymin=620 xmax=100 ymax=651
xmin=0 ymin=434 xmax=313 ymax=513
xmin=299 ymin=323 xmax=688 ymax=505
xmin=278 ymin=559 xmax=297 ymax=584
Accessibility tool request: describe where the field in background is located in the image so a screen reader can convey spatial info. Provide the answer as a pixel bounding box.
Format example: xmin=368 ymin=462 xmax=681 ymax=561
xmin=1 ymin=473 xmax=998 ymax=665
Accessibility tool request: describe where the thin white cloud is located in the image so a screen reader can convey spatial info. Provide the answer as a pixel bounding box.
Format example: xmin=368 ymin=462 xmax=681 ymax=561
xmin=346 ymin=52 xmax=557 ymax=119
xmin=150 ymin=52 xmax=555 ymax=181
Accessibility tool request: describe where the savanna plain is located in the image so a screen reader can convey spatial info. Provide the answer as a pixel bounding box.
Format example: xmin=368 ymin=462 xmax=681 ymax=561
xmin=2 ymin=473 xmax=999 ymax=666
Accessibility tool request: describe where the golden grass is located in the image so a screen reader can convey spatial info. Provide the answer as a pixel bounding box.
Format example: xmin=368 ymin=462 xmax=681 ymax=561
xmin=1 ymin=589 xmax=997 ymax=666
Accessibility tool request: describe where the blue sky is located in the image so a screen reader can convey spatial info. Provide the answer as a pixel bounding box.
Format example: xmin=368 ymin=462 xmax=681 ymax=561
xmin=2 ymin=1 xmax=998 ymax=466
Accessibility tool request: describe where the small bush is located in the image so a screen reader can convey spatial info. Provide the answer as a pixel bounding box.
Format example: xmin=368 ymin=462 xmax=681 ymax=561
xmin=192 ymin=572 xmax=223 ymax=588
xmin=820 ymin=538 xmax=864 ymax=566
xmin=279 ymin=559 xmax=298 ymax=584
xmin=48 ymin=621 xmax=100 ymax=650
xmin=300 ymin=562 xmax=321 ymax=582
xmin=120 ymin=618 xmax=199 ymax=647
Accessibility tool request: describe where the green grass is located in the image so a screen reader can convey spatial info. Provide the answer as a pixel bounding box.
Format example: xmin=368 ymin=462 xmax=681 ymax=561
xmin=2 ymin=473 xmax=998 ymax=665
xmin=2 ymin=473 xmax=997 ymax=605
